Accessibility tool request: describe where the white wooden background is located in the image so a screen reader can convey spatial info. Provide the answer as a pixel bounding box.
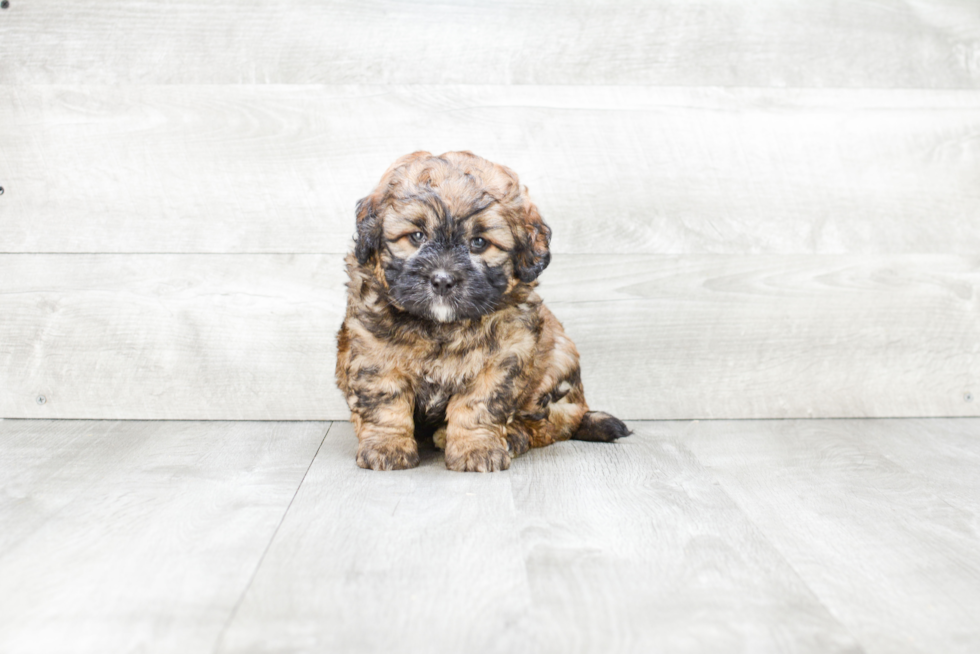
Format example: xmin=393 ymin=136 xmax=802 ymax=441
xmin=1 ymin=1 xmax=978 ymax=420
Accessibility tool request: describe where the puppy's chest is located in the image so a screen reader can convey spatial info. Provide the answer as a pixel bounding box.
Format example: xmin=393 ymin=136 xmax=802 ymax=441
xmin=412 ymin=374 xmax=457 ymax=423
xmin=408 ymin=356 xmax=479 ymax=421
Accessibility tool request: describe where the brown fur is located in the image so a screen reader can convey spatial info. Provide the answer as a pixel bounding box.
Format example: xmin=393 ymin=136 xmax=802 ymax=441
xmin=336 ymin=151 xmax=628 ymax=472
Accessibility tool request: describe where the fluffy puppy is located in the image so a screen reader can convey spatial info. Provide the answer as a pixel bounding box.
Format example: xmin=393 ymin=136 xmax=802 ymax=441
xmin=336 ymin=151 xmax=630 ymax=472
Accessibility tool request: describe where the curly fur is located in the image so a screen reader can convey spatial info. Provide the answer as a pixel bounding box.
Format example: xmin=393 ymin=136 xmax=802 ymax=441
xmin=336 ymin=151 xmax=629 ymax=472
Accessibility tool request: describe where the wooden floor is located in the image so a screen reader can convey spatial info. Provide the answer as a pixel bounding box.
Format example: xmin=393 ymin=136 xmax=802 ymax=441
xmin=2 ymin=419 xmax=979 ymax=653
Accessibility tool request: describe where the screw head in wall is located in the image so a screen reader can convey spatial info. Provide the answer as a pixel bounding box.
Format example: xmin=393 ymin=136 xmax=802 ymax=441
xmin=36 ymin=395 xmax=47 ymax=405
xmin=1 ymin=2 xmax=9 ymax=10
xmin=966 ymin=392 xmax=975 ymax=403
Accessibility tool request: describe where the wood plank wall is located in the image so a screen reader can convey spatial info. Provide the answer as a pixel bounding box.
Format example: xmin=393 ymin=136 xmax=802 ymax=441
xmin=1 ymin=1 xmax=978 ymax=420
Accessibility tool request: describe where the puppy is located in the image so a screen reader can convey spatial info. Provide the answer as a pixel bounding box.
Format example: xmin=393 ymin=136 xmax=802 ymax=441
xmin=336 ymin=151 xmax=630 ymax=472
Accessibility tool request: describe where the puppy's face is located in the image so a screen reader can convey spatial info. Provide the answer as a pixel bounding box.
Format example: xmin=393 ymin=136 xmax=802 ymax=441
xmin=353 ymin=151 xmax=551 ymax=323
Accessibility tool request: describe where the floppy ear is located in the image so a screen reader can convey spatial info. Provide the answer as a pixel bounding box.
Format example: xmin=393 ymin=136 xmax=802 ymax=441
xmin=513 ymin=193 xmax=552 ymax=283
xmin=354 ymin=194 xmax=383 ymax=265
xmin=354 ymin=151 xmax=434 ymax=264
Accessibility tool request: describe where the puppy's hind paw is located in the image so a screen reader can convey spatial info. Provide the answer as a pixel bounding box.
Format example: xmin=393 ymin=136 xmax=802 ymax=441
xmin=571 ymin=411 xmax=632 ymax=442
xmin=432 ymin=425 xmax=447 ymax=450
xmin=505 ymin=422 xmax=532 ymax=457
xmin=356 ymin=438 xmax=420 ymax=471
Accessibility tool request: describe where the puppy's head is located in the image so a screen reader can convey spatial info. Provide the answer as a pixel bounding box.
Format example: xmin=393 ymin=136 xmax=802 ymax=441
xmin=353 ymin=151 xmax=551 ymax=323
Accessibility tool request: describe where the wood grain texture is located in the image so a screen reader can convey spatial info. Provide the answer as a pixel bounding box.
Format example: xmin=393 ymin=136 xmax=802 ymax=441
xmin=0 ymin=419 xmax=327 ymax=654
xmin=217 ymin=421 xmax=859 ymax=653
xmin=0 ymin=254 xmax=347 ymax=420
xmin=1 ymin=253 xmax=977 ymax=420
xmin=684 ymin=418 xmax=980 ymax=654
xmin=4 ymin=85 xmax=980 ymax=254
xmin=508 ymin=422 xmax=861 ymax=653
xmin=4 ymin=419 xmax=980 ymax=652
xmin=543 ymin=254 xmax=980 ymax=420
xmin=216 ymin=421 xmax=533 ymax=654
xmin=840 ymin=418 xmax=980 ymax=517
xmin=1 ymin=1 xmax=979 ymax=86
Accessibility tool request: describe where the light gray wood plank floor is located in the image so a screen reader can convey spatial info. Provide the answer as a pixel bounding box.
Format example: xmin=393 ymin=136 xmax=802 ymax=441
xmin=0 ymin=420 xmax=328 ymax=654
xmin=2 ymin=418 xmax=979 ymax=653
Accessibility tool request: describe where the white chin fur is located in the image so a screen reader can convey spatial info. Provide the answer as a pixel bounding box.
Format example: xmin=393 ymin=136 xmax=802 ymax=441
xmin=430 ymin=302 xmax=455 ymax=323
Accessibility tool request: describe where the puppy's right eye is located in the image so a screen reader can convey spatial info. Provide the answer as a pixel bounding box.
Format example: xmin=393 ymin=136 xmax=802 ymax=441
xmin=408 ymin=231 xmax=426 ymax=245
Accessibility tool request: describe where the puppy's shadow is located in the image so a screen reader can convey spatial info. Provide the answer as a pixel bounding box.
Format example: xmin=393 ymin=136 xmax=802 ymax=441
xmin=414 ymin=430 xmax=445 ymax=468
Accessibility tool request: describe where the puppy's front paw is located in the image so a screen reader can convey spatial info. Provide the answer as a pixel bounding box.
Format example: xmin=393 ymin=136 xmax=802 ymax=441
xmin=445 ymin=441 xmax=511 ymax=473
xmin=356 ymin=438 xmax=420 ymax=471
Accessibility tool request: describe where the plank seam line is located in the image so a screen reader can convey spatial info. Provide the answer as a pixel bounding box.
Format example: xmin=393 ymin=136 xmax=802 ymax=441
xmin=0 ymin=252 xmax=352 ymax=256
xmin=3 ymin=83 xmax=976 ymax=92
xmin=210 ymin=421 xmax=333 ymax=654
xmin=688 ymin=449 xmax=868 ymax=651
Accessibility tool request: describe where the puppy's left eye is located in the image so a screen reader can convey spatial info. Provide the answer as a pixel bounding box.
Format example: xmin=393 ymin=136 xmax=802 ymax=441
xmin=470 ymin=236 xmax=488 ymax=252
xmin=408 ymin=231 xmax=426 ymax=245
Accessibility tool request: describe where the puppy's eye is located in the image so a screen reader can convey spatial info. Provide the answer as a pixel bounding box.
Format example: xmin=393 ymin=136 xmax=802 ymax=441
xmin=470 ymin=236 xmax=488 ymax=252
xmin=408 ymin=231 xmax=426 ymax=245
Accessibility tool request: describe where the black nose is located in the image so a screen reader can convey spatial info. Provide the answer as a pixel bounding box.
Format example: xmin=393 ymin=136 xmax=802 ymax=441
xmin=430 ymin=271 xmax=457 ymax=296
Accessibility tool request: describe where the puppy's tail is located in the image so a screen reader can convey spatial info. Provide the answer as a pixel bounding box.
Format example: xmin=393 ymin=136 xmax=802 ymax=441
xmin=571 ymin=411 xmax=631 ymax=443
